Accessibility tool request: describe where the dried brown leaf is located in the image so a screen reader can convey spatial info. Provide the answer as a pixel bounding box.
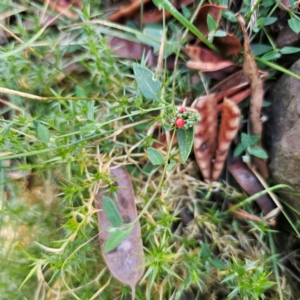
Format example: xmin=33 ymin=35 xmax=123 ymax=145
xmin=214 ymin=33 xmax=242 ymax=56
xmin=108 ymin=37 xmax=156 ymax=64
xmin=193 ymin=94 xmax=218 ymax=181
xmin=95 ymin=166 xmax=144 ymax=291
xmin=210 ymin=69 xmax=267 ymax=95
xmin=228 ymin=156 xmax=276 ymax=214
xmin=46 ymin=0 xmax=82 ymax=19
xmin=108 ymin=0 xmax=193 ymax=24
xmin=236 ymin=13 xmax=269 ymax=179
xmin=211 ymin=98 xmax=240 ymax=181
xmin=210 ymin=70 xmax=247 ymax=94
xmin=184 ymin=45 xmax=236 ymax=72
xmin=108 ymin=0 xmax=151 ymax=24
xmin=194 ymin=4 xmax=227 ymax=37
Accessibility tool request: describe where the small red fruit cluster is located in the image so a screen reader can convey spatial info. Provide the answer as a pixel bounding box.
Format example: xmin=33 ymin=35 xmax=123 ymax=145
xmin=175 ymin=118 xmax=185 ymax=128
xmin=175 ymin=107 xmax=186 ymax=128
xmin=172 ymin=107 xmax=200 ymax=129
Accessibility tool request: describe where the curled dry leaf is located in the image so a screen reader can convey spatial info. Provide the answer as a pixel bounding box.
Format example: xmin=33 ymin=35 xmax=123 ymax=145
xmin=210 ymin=69 xmax=267 ymax=95
xmin=236 ymin=13 xmax=269 ymax=179
xmin=211 ymin=98 xmax=240 ymax=181
xmin=108 ymin=0 xmax=151 ymax=24
xmin=210 ymin=70 xmax=247 ymax=94
xmin=184 ymin=45 xmax=238 ymax=79
xmin=193 ymin=94 xmax=218 ymax=181
xmin=109 ymin=37 xmax=156 ymax=65
xmin=214 ymin=33 xmax=242 ymax=56
xmin=45 ymin=0 xmax=82 ymax=19
xmin=228 ymin=156 xmax=276 ymax=215
xmin=194 ymin=4 xmax=227 ymax=38
xmin=193 ymin=5 xmax=241 ymax=56
xmin=95 ymin=166 xmax=144 ymax=292
xmin=108 ymin=0 xmax=194 ymax=24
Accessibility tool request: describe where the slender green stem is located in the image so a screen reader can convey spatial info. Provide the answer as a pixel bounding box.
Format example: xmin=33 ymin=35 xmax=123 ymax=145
xmin=227 ymin=184 xmax=291 ymax=212
xmin=136 ymin=130 xmax=177 ymax=221
xmin=152 ymin=0 xmax=218 ymax=52
xmin=255 ymin=57 xmax=300 ymax=80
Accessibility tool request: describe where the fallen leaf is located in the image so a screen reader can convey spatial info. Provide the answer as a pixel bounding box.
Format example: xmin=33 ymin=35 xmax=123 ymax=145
xmin=108 ymin=0 xmax=193 ymax=24
xmin=184 ymin=44 xmax=239 ymax=78
xmin=184 ymin=44 xmax=237 ymax=72
xmin=210 ymin=69 xmax=267 ymax=94
xmin=228 ymin=156 xmax=276 ymax=214
xmin=45 ymin=0 xmax=82 ymax=19
xmin=108 ymin=0 xmax=151 ymax=24
xmin=108 ymin=37 xmax=156 ymax=65
xmin=214 ymin=33 xmax=242 ymax=56
xmin=194 ymin=4 xmax=227 ymax=38
xmin=95 ymin=166 xmax=145 ymax=293
xmin=211 ymin=98 xmax=240 ymax=181
xmin=236 ymin=13 xmax=269 ymax=179
xmin=193 ymin=94 xmax=218 ymax=181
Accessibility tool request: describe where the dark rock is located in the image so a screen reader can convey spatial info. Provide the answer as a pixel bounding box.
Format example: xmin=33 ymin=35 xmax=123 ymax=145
xmin=268 ymin=59 xmax=300 ymax=211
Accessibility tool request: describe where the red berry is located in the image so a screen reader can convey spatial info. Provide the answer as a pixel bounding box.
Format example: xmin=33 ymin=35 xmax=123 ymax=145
xmin=179 ymin=107 xmax=186 ymax=113
xmin=175 ymin=118 xmax=185 ymax=128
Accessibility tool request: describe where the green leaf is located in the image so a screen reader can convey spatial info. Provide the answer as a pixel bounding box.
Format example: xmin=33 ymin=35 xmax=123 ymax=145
xmin=102 ymin=196 xmax=123 ymax=227
xmin=222 ymin=10 xmax=237 ymax=22
xmin=133 ymin=63 xmax=161 ymax=100
xmin=0 ymin=123 xmax=12 ymax=138
xmin=209 ymin=257 xmax=226 ymax=270
xmin=226 ymin=287 xmax=240 ymax=300
xmin=248 ymin=145 xmax=268 ymax=158
xmin=251 ymin=44 xmax=273 ymax=56
xmin=166 ymin=160 xmax=176 ymax=171
xmin=147 ymin=147 xmax=164 ymax=165
xmin=34 ymin=122 xmax=50 ymax=143
xmin=200 ymin=243 xmax=211 ymax=260
xmin=104 ymin=226 xmax=133 ymax=253
xmin=80 ymin=123 xmax=96 ymax=135
xmin=75 ymin=85 xmax=86 ymax=98
xmin=181 ymin=5 xmax=191 ymax=19
xmin=19 ymin=263 xmax=39 ymax=289
xmin=261 ymin=50 xmax=281 ymax=61
xmin=288 ymin=17 xmax=300 ymax=34
xmin=240 ymin=133 xmax=260 ymax=148
xmin=207 ymin=14 xmax=217 ymax=32
xmin=137 ymin=24 xmax=163 ymax=53
xmin=280 ymin=46 xmax=300 ymax=54
xmin=177 ymin=127 xmax=194 ymax=163
xmin=263 ymin=17 xmax=277 ymax=26
xmin=87 ymin=101 xmax=94 ymax=120
xmin=254 ymin=17 xmax=277 ymax=29
xmin=213 ymin=30 xmax=227 ymax=37
xmin=233 ymin=143 xmax=245 ymax=156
